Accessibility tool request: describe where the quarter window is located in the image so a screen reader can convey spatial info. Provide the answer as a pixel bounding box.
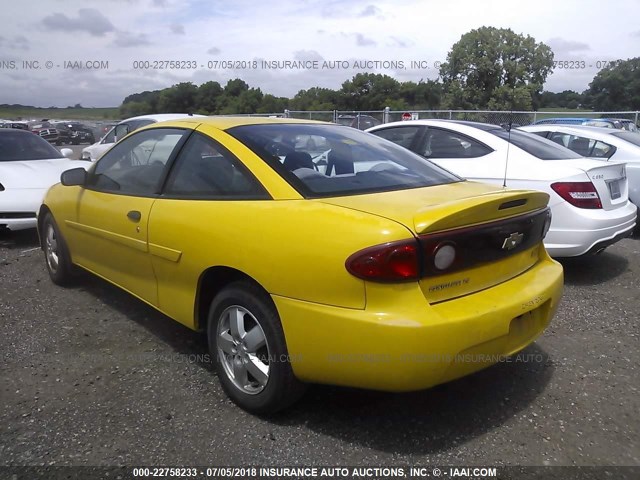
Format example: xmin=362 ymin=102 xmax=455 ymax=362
xmin=548 ymin=133 xmax=616 ymax=158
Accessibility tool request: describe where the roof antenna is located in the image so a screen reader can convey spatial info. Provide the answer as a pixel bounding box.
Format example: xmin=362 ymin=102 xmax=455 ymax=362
xmin=502 ymin=98 xmax=514 ymax=188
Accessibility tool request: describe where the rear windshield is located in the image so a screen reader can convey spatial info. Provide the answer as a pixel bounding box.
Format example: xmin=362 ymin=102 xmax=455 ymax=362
xmin=494 ymin=129 xmax=583 ymax=160
xmin=228 ymin=124 xmax=461 ymax=198
xmin=0 ymin=131 xmax=63 ymax=161
xmin=611 ymin=131 xmax=640 ymax=147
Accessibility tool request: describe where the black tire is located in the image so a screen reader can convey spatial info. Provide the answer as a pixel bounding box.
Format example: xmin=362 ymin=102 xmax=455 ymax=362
xmin=41 ymin=213 xmax=76 ymax=286
xmin=207 ymin=281 xmax=306 ymax=414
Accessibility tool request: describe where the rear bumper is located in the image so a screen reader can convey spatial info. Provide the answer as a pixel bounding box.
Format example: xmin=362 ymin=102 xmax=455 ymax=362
xmin=274 ymin=247 xmax=563 ymax=392
xmin=545 ymin=201 xmax=637 ymax=257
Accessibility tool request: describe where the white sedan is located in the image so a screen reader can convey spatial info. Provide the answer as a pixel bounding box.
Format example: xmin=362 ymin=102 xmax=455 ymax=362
xmin=366 ymin=119 xmax=636 ymax=257
xmin=81 ymin=113 xmax=205 ymax=161
xmin=0 ymin=128 xmax=89 ymax=231
xmin=519 ymin=124 xmax=640 ymax=208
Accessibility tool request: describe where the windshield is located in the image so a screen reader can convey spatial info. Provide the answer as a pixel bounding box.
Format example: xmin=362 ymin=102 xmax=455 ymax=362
xmin=229 ymin=123 xmax=461 ymax=198
xmin=611 ymin=131 xmax=640 ymax=147
xmin=0 ymin=131 xmax=63 ymax=161
xmin=495 ymin=129 xmax=584 ymax=160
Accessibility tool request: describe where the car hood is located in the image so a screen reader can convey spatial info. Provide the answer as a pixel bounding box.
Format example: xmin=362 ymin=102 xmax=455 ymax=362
xmin=0 ymin=159 xmax=88 ymax=189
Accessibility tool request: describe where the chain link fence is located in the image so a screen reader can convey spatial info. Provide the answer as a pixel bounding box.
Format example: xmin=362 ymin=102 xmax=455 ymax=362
xmin=284 ymin=109 xmax=640 ymax=128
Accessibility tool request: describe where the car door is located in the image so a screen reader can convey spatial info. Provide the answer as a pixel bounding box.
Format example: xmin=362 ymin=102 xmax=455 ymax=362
xmin=69 ymin=127 xmax=189 ymax=305
xmin=147 ymin=130 xmax=271 ymax=328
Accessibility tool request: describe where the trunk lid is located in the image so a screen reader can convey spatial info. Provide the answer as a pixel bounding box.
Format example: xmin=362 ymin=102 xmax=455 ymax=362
xmin=322 ymin=182 xmax=550 ymax=302
xmin=558 ymin=159 xmax=628 ymax=210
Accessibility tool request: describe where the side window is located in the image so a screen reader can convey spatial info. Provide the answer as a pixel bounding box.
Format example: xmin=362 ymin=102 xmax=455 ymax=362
xmin=164 ymin=132 xmax=269 ymax=199
xmin=548 ymin=132 xmax=570 ymax=148
xmin=550 ymin=134 xmax=614 ymax=158
xmin=87 ymin=128 xmax=186 ymax=195
xmin=424 ymin=128 xmax=492 ymax=158
xmin=372 ymin=126 xmax=421 ymax=149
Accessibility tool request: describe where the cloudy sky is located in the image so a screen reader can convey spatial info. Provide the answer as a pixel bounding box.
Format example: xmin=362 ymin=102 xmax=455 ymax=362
xmin=1 ymin=0 xmax=639 ymax=108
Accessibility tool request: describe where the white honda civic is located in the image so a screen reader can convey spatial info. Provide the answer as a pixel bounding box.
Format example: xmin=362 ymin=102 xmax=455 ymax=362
xmin=0 ymin=128 xmax=89 ymax=231
xmin=366 ymin=119 xmax=636 ymax=257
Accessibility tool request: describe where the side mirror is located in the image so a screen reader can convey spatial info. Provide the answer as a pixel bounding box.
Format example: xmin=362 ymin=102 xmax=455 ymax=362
xmin=60 ymin=148 xmax=74 ymax=158
xmin=61 ymin=167 xmax=87 ymax=186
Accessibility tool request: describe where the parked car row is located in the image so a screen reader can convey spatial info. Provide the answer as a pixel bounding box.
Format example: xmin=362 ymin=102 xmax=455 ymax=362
xmin=1 ymin=119 xmax=97 ymax=146
xmin=533 ymin=117 xmax=638 ymax=132
xmin=52 ymin=122 xmax=95 ymax=145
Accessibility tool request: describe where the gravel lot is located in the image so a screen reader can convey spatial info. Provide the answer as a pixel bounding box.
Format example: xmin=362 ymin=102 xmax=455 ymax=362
xmin=0 ymin=228 xmax=639 ymax=469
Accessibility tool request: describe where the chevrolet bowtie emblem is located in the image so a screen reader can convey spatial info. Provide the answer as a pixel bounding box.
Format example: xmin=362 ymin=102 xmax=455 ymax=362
xmin=502 ymin=232 xmax=524 ymax=251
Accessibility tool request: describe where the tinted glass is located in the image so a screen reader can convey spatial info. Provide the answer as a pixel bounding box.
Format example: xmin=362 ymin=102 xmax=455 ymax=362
xmin=0 ymin=130 xmax=63 ymax=161
xmin=228 ymin=124 xmax=460 ymax=198
xmin=87 ymin=128 xmax=186 ymax=195
xmin=423 ymin=128 xmax=493 ymax=158
xmin=548 ymin=132 xmax=616 ymax=158
xmin=611 ymin=131 xmax=640 ymax=147
xmin=164 ymin=132 xmax=268 ymax=199
xmin=372 ymin=126 xmax=421 ymax=148
xmin=492 ymin=129 xmax=583 ymax=160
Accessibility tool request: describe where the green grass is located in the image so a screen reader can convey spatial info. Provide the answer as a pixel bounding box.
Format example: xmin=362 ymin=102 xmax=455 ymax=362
xmin=0 ymin=106 xmax=120 ymax=121
xmin=534 ymin=108 xmax=598 ymax=120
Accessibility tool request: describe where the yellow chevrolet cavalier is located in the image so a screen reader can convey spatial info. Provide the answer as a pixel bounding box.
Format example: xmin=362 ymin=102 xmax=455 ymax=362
xmin=39 ymin=117 xmax=563 ymax=413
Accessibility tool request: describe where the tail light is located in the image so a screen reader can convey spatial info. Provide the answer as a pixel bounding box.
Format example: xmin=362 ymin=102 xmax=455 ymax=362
xmin=346 ymin=239 xmax=420 ymax=282
xmin=551 ymin=182 xmax=602 ymax=209
xmin=346 ymin=208 xmax=550 ymax=283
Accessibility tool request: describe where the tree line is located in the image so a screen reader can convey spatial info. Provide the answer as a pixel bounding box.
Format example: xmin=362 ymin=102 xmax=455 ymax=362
xmin=119 ymin=27 xmax=640 ymax=117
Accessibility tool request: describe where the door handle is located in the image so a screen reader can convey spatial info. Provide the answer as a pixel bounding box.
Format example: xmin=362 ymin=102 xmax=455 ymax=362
xmin=127 ymin=210 xmax=142 ymax=222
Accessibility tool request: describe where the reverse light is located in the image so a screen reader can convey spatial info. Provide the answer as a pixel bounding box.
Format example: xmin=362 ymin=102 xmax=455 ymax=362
xmin=433 ymin=243 xmax=456 ymax=270
xmin=346 ymin=240 xmax=420 ymax=282
xmin=551 ymin=182 xmax=602 ymax=209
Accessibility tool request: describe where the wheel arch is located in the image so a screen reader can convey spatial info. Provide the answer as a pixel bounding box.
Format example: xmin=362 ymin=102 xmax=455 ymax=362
xmin=194 ymin=266 xmax=274 ymax=332
xmin=37 ymin=204 xmax=52 ymax=249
